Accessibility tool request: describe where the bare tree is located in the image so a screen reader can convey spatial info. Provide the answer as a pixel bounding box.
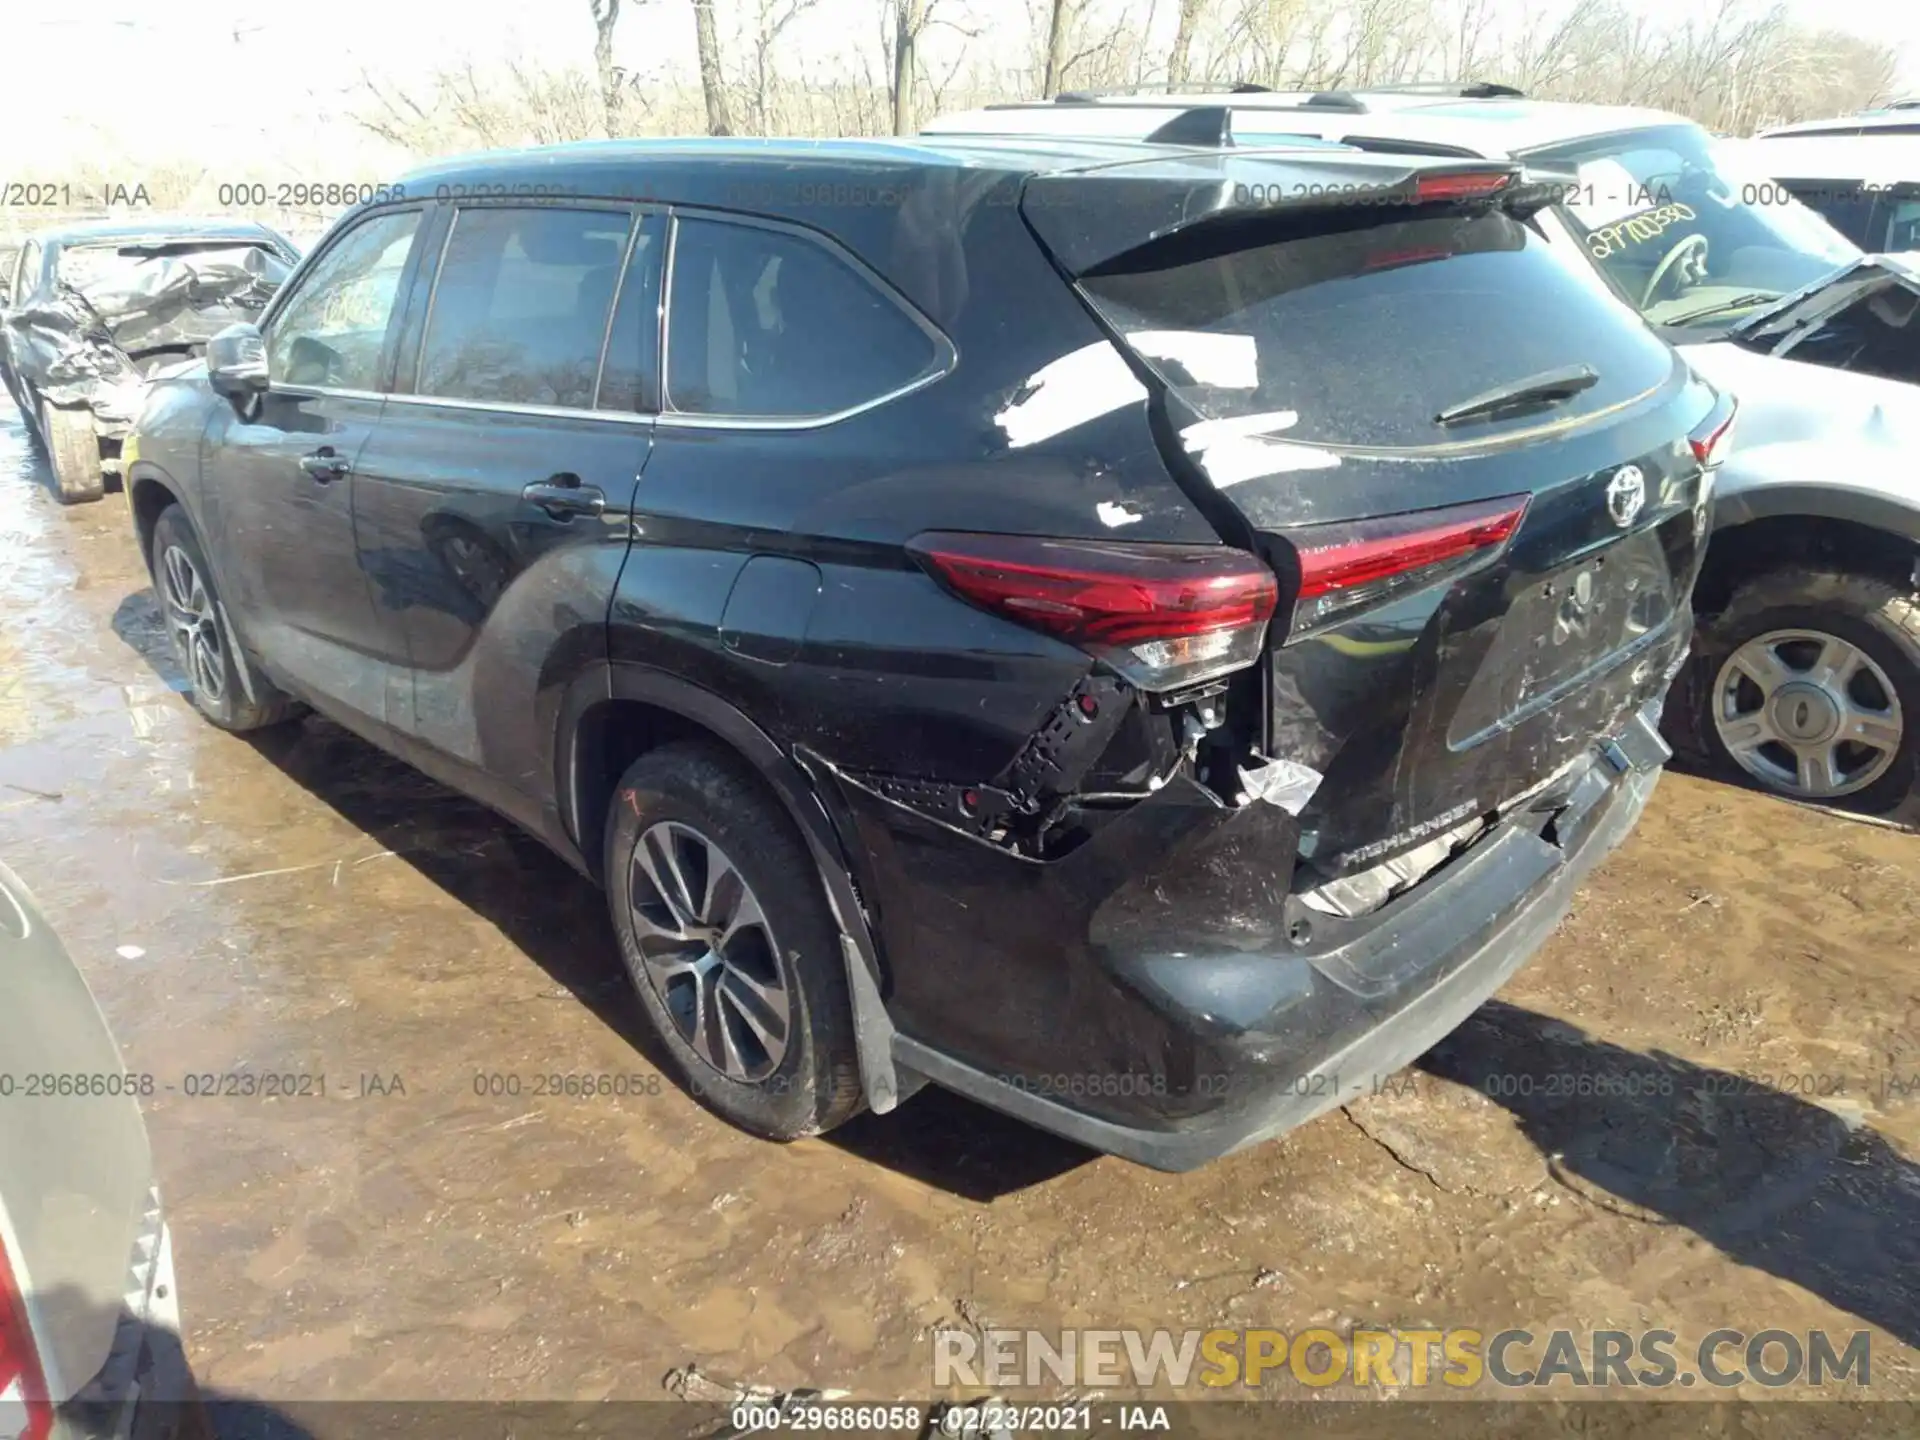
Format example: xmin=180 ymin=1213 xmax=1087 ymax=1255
xmin=1168 ymin=0 xmax=1210 ymax=89
xmin=889 ymin=0 xmax=919 ymax=133
xmin=1041 ymin=0 xmax=1073 ymax=95
xmin=885 ymin=0 xmax=973 ymax=133
xmin=589 ymin=0 xmax=623 ymax=138
xmin=743 ymin=0 xmax=824 ymax=131
xmin=333 ymin=0 xmax=1899 ymax=161
xmin=694 ymin=0 xmax=736 ymax=134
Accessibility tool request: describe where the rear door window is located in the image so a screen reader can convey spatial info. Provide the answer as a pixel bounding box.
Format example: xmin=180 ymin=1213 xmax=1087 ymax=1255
xmin=1886 ymin=197 xmax=1920 ymax=251
xmin=596 ymin=214 xmax=666 ymax=413
xmin=664 ymin=215 xmax=946 ymax=420
xmin=416 ymin=206 xmax=634 ymax=410
xmin=1777 ymin=182 xmax=1879 ymax=249
xmin=268 ymin=208 xmax=423 ymax=390
xmin=1078 ymin=205 xmax=1676 ymax=450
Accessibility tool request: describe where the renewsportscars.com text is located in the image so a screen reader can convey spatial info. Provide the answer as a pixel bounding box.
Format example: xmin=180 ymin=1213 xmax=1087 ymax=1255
xmin=934 ymin=1326 xmax=1872 ymax=1390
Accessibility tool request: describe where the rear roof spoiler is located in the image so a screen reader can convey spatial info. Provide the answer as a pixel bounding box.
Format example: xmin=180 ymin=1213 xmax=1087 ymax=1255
xmin=1021 ymin=150 xmax=1527 ymax=274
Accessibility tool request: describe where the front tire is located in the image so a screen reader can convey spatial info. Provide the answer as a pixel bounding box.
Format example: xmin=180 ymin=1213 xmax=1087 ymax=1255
xmin=39 ymin=398 xmax=104 ymax=504
xmin=150 ymin=505 xmax=303 ymax=732
xmin=1696 ymin=566 xmax=1920 ymax=813
xmin=604 ymin=741 xmax=863 ymax=1141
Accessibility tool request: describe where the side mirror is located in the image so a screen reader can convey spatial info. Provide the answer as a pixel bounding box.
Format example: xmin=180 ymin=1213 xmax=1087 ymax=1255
xmin=207 ymin=322 xmax=269 ymax=401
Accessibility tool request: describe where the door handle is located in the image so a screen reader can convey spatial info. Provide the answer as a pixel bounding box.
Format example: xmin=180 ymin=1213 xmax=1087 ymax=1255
xmin=299 ymin=449 xmax=351 ymax=482
xmin=522 ymin=476 xmax=606 ymax=520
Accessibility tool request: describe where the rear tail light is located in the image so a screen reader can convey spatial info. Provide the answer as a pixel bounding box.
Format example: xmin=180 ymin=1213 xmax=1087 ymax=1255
xmin=0 ymin=1239 xmax=50 ymax=1440
xmin=907 ymin=532 xmax=1279 ymax=691
xmin=1281 ymin=494 xmax=1530 ymax=641
xmin=1414 ymin=171 xmax=1513 ymax=203
xmin=1690 ymin=392 xmax=1737 ymax=469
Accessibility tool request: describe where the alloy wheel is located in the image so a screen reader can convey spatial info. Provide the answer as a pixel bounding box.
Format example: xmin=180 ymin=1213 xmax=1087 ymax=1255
xmin=1712 ymin=627 xmax=1904 ymax=799
xmin=159 ymin=544 xmax=226 ymax=704
xmin=625 ymin=820 xmax=791 ymax=1081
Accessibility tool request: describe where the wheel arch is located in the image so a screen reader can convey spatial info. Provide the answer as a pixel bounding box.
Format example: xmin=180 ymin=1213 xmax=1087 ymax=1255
xmin=127 ymin=465 xmax=182 ymax=574
xmin=554 ymin=662 xmax=913 ymax=1114
xmin=1699 ymin=502 xmax=1920 ymax=617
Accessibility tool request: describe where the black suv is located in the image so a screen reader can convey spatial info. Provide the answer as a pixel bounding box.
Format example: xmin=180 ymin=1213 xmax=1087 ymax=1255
xmin=123 ymin=137 xmax=1728 ymax=1169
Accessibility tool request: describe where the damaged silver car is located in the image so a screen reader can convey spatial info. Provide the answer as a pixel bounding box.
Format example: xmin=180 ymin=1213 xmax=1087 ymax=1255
xmin=0 ymin=221 xmax=296 ymax=504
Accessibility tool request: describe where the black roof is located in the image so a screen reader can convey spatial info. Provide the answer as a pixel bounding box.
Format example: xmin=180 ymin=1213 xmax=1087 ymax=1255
xmin=392 ymin=131 xmax=1375 ymax=203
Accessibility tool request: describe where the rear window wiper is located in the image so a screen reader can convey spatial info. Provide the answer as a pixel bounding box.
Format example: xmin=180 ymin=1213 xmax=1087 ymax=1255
xmin=1434 ymin=364 xmax=1598 ymax=427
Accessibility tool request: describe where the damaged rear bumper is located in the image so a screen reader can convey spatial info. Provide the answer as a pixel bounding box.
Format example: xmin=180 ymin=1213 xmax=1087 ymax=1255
xmin=840 ymin=700 xmax=1669 ymax=1172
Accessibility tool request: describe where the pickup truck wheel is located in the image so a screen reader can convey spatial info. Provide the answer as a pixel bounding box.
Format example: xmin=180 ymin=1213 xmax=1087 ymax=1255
xmin=604 ymin=741 xmax=863 ymax=1141
xmin=150 ymin=505 xmax=303 ymax=732
xmin=39 ymin=398 xmax=104 ymax=504
xmin=1698 ymin=566 xmax=1920 ymax=813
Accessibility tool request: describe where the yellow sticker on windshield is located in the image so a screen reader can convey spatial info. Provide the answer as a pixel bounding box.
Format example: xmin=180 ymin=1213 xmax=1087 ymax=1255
xmin=1585 ymin=203 xmax=1697 ymax=260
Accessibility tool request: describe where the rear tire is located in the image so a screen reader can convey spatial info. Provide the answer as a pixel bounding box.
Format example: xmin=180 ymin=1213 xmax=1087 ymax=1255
xmin=39 ymin=398 xmax=104 ymax=504
xmin=604 ymin=741 xmax=864 ymax=1141
xmin=1695 ymin=566 xmax=1920 ymax=813
xmin=150 ymin=504 xmax=303 ymax=732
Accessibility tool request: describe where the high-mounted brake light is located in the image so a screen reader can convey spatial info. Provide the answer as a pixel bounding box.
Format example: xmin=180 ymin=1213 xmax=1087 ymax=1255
xmin=1361 ymin=245 xmax=1454 ymax=272
xmin=1689 ymin=393 xmax=1737 ymax=469
xmin=1282 ymin=494 xmax=1530 ymax=641
xmin=907 ymin=532 xmax=1279 ymax=691
xmin=1414 ymin=171 xmax=1513 ymax=203
xmin=0 ymin=1237 xmax=51 ymax=1440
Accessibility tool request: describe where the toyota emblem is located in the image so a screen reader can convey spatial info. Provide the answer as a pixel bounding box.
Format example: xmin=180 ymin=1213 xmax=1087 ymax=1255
xmin=1606 ymin=465 xmax=1646 ymax=529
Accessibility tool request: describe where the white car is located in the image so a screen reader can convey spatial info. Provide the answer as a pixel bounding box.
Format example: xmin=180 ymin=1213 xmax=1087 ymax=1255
xmin=1741 ymin=122 xmax=1920 ymax=257
xmin=0 ymin=860 xmax=197 ymax=1440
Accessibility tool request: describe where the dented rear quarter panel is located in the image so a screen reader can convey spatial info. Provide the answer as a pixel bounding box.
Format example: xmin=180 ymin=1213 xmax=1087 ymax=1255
xmin=608 ymin=171 xmax=1222 ymax=789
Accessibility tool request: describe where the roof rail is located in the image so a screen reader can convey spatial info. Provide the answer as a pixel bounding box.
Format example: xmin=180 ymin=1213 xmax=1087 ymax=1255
xmin=1353 ymin=80 xmax=1525 ymax=99
xmin=1054 ymin=82 xmax=1270 ymax=104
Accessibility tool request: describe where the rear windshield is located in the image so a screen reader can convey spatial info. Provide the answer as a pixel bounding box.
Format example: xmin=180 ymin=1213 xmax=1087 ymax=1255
xmin=56 ymin=242 xmax=287 ymax=303
xmin=1078 ymin=206 xmax=1677 ymax=450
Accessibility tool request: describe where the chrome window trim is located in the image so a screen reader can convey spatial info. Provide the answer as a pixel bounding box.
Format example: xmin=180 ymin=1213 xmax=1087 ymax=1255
xmin=589 ymin=212 xmax=644 ymax=409
xmin=413 ymin=200 xmax=641 ymax=410
xmin=658 ymin=207 xmax=957 ymax=432
xmin=269 ymin=383 xmax=655 ymax=427
xmin=265 ymin=384 xmax=388 ymax=403
xmin=379 ymin=390 xmax=654 ymax=426
xmin=592 ymin=210 xmax=667 ymax=415
xmin=410 ymin=209 xmax=461 ymax=393
xmin=657 ymin=210 xmax=680 ymax=414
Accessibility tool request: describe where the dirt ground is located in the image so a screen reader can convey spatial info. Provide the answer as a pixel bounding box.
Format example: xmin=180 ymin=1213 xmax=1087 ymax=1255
xmin=2 ymin=396 xmax=1916 ymax=1419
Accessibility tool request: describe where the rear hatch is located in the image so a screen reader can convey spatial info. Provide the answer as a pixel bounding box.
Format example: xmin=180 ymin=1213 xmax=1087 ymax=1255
xmin=1022 ymin=149 xmax=1724 ymax=873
